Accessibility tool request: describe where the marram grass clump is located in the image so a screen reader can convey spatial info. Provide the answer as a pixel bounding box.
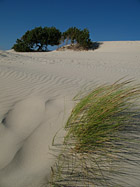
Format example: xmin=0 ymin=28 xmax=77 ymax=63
xmin=65 ymin=80 xmax=140 ymax=152
xmin=49 ymin=80 xmax=140 ymax=186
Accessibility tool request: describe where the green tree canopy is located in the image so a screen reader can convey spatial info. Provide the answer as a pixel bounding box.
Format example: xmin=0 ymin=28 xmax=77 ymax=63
xmin=12 ymin=26 xmax=94 ymax=52
xmin=12 ymin=26 xmax=61 ymax=52
xmin=62 ymin=27 xmax=93 ymax=49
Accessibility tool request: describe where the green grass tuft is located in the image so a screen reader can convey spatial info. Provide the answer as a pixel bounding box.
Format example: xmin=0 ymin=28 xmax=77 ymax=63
xmin=65 ymin=80 xmax=140 ymax=152
xmin=48 ymin=80 xmax=140 ymax=186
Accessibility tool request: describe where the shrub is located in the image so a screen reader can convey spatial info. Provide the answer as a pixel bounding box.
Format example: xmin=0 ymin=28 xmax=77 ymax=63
xmin=12 ymin=39 xmax=32 ymax=52
xmin=12 ymin=27 xmax=61 ymax=52
xmin=62 ymin=27 xmax=80 ymax=44
xmin=62 ymin=27 xmax=93 ymax=49
xmin=46 ymin=27 xmax=61 ymax=46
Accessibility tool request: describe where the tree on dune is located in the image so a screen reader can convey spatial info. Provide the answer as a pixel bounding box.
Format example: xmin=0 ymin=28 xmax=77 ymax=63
xmin=62 ymin=27 xmax=93 ymax=49
xmin=12 ymin=26 xmax=98 ymax=52
xmin=12 ymin=26 xmax=61 ymax=52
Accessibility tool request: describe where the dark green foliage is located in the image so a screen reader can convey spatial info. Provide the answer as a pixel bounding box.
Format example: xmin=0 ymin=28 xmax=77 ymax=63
xmin=12 ymin=26 xmax=61 ymax=52
xmin=13 ymin=26 xmax=94 ymax=52
xmin=62 ymin=27 xmax=80 ymax=44
xmin=12 ymin=39 xmax=32 ymax=52
xmin=21 ymin=27 xmax=47 ymax=51
xmin=46 ymin=27 xmax=61 ymax=46
xmin=77 ymin=29 xmax=93 ymax=49
xmin=62 ymin=27 xmax=93 ymax=49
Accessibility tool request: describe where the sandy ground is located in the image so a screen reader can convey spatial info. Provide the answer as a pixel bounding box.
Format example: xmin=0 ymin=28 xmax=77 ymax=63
xmin=0 ymin=41 xmax=140 ymax=186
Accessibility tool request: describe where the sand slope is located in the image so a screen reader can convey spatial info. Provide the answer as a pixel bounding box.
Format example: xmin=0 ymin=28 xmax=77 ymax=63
xmin=0 ymin=41 xmax=140 ymax=186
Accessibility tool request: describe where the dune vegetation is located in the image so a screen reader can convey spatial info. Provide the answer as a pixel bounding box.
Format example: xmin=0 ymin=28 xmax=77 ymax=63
xmin=12 ymin=26 xmax=96 ymax=52
xmin=49 ymin=80 xmax=140 ymax=186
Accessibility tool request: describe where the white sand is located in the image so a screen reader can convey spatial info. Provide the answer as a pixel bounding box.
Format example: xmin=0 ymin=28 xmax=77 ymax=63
xmin=0 ymin=41 xmax=140 ymax=186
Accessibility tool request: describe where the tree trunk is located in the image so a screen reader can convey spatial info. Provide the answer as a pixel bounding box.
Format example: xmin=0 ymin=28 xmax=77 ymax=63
xmin=37 ymin=45 xmax=43 ymax=52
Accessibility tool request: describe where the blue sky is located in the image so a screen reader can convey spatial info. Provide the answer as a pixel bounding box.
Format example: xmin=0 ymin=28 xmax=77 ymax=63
xmin=0 ymin=0 xmax=140 ymax=50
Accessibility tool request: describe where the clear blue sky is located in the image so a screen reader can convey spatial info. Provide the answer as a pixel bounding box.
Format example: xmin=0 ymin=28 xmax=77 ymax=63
xmin=0 ymin=0 xmax=140 ymax=50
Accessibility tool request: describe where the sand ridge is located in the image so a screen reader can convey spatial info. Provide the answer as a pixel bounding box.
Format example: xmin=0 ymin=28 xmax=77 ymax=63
xmin=0 ymin=41 xmax=140 ymax=186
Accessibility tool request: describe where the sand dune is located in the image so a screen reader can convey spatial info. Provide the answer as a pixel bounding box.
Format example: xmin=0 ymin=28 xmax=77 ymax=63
xmin=0 ymin=41 xmax=140 ymax=186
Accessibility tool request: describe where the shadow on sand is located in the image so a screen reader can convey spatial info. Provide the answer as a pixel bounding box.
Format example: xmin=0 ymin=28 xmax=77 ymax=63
xmin=90 ymin=41 xmax=103 ymax=50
